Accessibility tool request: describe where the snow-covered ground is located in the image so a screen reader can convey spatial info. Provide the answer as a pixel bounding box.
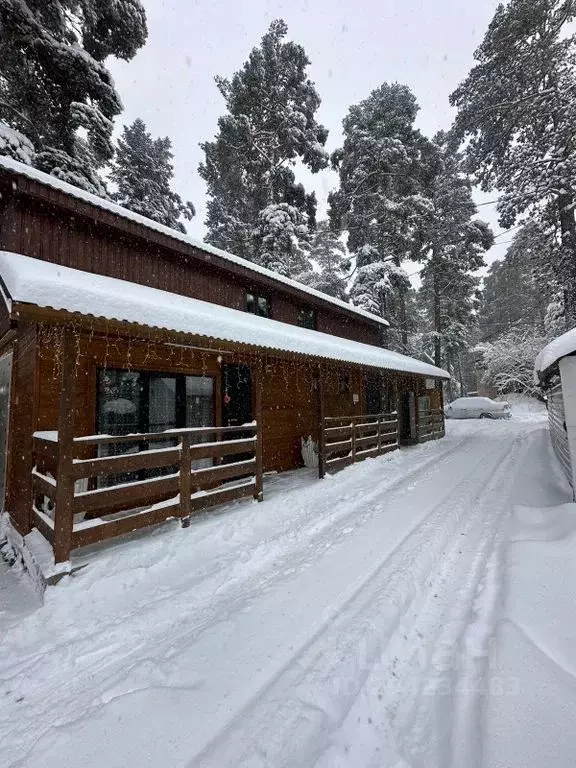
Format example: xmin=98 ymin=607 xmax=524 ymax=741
xmin=1 ymin=401 xmax=575 ymax=768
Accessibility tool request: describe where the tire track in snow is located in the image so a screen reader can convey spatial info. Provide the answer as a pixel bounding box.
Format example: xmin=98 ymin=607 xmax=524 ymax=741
xmin=188 ymin=429 xmax=532 ymax=767
xmin=312 ymin=427 xmax=534 ymax=768
xmin=379 ymin=430 xmax=531 ymax=768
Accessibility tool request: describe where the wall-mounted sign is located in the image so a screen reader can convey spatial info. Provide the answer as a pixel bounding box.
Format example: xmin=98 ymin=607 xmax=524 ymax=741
xmin=425 ymin=378 xmax=436 ymax=390
xmin=352 ymin=393 xmax=360 ymax=404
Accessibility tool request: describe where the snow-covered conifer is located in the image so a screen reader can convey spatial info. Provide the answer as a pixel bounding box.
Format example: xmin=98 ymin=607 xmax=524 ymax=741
xmin=110 ymin=119 xmax=195 ymax=233
xmin=0 ymin=120 xmax=33 ymax=164
xmin=412 ymin=133 xmax=493 ymax=369
xmin=329 ymin=83 xmax=438 ymax=349
xmin=308 ymin=221 xmax=349 ymax=299
xmin=0 ymin=0 xmax=147 ymax=194
xmin=479 ymin=222 xmax=558 ymax=341
xmin=254 ymin=203 xmax=312 ymax=281
xmin=451 ymin=0 xmax=576 ymax=321
xmin=199 ymin=19 xmax=328 ymax=262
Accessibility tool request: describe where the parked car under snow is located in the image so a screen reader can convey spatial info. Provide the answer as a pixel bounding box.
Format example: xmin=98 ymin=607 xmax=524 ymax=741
xmin=444 ymin=397 xmax=511 ymax=420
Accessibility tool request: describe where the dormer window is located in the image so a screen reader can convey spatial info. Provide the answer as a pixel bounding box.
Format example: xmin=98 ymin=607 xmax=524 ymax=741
xmin=245 ymin=291 xmax=270 ymax=318
xmin=297 ymin=308 xmax=316 ymax=329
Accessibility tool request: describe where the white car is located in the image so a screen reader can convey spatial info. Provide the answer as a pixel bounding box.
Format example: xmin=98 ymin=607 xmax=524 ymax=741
xmin=444 ymin=396 xmax=511 ymax=420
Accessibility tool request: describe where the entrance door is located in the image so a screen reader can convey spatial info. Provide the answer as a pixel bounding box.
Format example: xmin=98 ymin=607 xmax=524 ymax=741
xmin=366 ymin=373 xmax=383 ymax=414
xmin=400 ymin=391 xmax=416 ymax=443
xmin=222 ymin=364 xmax=253 ymax=426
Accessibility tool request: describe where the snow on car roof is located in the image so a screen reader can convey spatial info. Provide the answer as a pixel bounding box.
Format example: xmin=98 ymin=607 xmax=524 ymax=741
xmin=450 ymin=397 xmax=495 ymax=406
xmin=535 ymin=328 xmax=576 ymax=379
xmin=0 ymin=154 xmax=389 ymax=328
xmin=0 ymin=251 xmax=449 ymax=380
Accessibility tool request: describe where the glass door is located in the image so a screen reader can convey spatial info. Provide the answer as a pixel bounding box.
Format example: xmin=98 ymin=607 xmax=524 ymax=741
xmin=97 ymin=369 xmax=216 ymax=481
xmin=148 ymin=375 xmax=178 ymax=433
xmin=97 ymin=370 xmax=143 ymax=487
xmin=185 ymin=376 xmax=215 ymax=469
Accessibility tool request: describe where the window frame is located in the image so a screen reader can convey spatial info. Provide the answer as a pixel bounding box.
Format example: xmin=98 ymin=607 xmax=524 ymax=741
xmin=245 ymin=290 xmax=271 ymax=318
xmin=96 ymin=367 xmax=216 ymax=435
xmin=297 ymin=307 xmax=316 ymax=330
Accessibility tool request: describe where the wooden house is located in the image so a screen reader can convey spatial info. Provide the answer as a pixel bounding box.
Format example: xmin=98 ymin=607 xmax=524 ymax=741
xmin=0 ymin=156 xmax=449 ymax=563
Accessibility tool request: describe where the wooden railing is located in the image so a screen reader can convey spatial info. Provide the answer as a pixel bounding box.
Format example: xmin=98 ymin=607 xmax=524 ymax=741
xmin=32 ymin=423 xmax=263 ymax=562
xmin=319 ymin=411 xmax=399 ymax=478
xmin=417 ymin=409 xmax=445 ymax=442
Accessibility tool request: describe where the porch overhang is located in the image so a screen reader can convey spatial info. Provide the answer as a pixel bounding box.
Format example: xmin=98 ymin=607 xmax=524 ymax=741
xmin=0 ymin=251 xmax=450 ymax=381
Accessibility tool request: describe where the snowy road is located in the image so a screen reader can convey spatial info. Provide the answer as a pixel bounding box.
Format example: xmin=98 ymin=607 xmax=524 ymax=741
xmin=0 ymin=411 xmax=568 ymax=768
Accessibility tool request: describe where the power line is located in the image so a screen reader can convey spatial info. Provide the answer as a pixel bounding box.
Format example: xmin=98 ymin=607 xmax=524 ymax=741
xmin=474 ymin=198 xmax=500 ymax=207
xmin=493 ymin=223 xmax=523 ymax=240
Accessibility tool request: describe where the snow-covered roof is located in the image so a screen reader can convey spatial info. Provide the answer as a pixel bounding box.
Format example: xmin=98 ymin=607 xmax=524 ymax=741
xmin=0 ymin=154 xmax=389 ymax=328
xmin=0 ymin=252 xmax=449 ymax=380
xmin=535 ymin=328 xmax=576 ymax=379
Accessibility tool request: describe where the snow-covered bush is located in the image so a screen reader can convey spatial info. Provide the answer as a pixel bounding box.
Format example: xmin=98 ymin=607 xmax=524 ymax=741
xmin=479 ymin=329 xmax=549 ymax=397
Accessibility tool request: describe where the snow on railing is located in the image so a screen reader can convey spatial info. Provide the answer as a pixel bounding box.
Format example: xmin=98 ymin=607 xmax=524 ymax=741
xmin=31 ymin=423 xmax=263 ymax=562
xmin=319 ymin=411 xmax=399 ymax=478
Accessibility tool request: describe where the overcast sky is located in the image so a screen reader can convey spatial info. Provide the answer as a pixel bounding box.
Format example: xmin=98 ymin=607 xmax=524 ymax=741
xmin=108 ymin=0 xmax=509 ymax=273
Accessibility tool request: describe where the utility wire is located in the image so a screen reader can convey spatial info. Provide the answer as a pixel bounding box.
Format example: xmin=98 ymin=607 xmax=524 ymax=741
xmin=493 ymin=223 xmax=523 ymax=240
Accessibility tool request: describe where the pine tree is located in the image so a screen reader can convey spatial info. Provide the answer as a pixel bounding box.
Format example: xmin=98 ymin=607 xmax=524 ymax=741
xmin=110 ymin=119 xmax=195 ymax=233
xmin=450 ymin=0 xmax=576 ymax=322
xmin=328 ymin=82 xmax=438 ymax=349
xmin=412 ymin=133 xmax=493 ymax=369
xmin=0 ymin=0 xmax=147 ymax=194
xmin=419 ymin=266 xmax=482 ymax=383
xmin=479 ymin=223 xmax=557 ymax=341
xmin=199 ymin=19 xmax=328 ymax=264
xmin=348 ymin=248 xmax=411 ymax=336
xmin=308 ymin=221 xmax=349 ymax=299
xmin=253 ymin=202 xmax=312 ymax=280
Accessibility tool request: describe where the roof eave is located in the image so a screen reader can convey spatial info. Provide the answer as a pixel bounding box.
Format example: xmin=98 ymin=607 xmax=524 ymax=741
xmin=10 ymin=300 xmax=444 ymax=378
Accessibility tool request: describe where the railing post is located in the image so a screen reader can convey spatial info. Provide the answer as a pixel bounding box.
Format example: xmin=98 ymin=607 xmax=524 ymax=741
xmin=351 ymin=417 xmax=357 ymax=463
xmin=377 ymin=414 xmax=382 ymax=455
xmin=318 ymin=370 xmax=326 ymax=479
xmin=253 ymin=366 xmax=264 ymax=501
xmin=53 ymin=329 xmax=76 ymax=564
xmin=254 ymin=423 xmax=263 ymax=502
xmin=180 ymin=434 xmax=192 ymax=527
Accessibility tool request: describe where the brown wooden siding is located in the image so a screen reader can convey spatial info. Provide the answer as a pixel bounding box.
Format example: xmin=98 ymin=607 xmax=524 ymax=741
xmin=317 ymin=312 xmax=381 ymax=346
xmin=32 ymin=331 xmax=322 ymax=478
xmin=0 ymin=179 xmax=383 ymax=347
xmin=6 ymin=323 xmax=37 ymax=533
xmin=6 ymin=315 xmax=442 ymax=536
xmin=258 ymin=358 xmax=317 ymax=472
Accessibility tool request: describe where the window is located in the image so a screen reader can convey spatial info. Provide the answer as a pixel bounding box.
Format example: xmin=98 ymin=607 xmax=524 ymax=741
xmin=97 ymin=369 xmax=215 ymax=484
xmin=245 ymin=291 xmax=270 ymax=318
xmin=297 ymin=308 xmax=316 ymax=329
xmin=98 ymin=369 xmax=215 ymax=436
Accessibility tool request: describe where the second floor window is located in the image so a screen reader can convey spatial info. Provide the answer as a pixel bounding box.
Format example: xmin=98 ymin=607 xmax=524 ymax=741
xmin=246 ymin=291 xmax=270 ymax=318
xmin=298 ymin=308 xmax=316 ymax=329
